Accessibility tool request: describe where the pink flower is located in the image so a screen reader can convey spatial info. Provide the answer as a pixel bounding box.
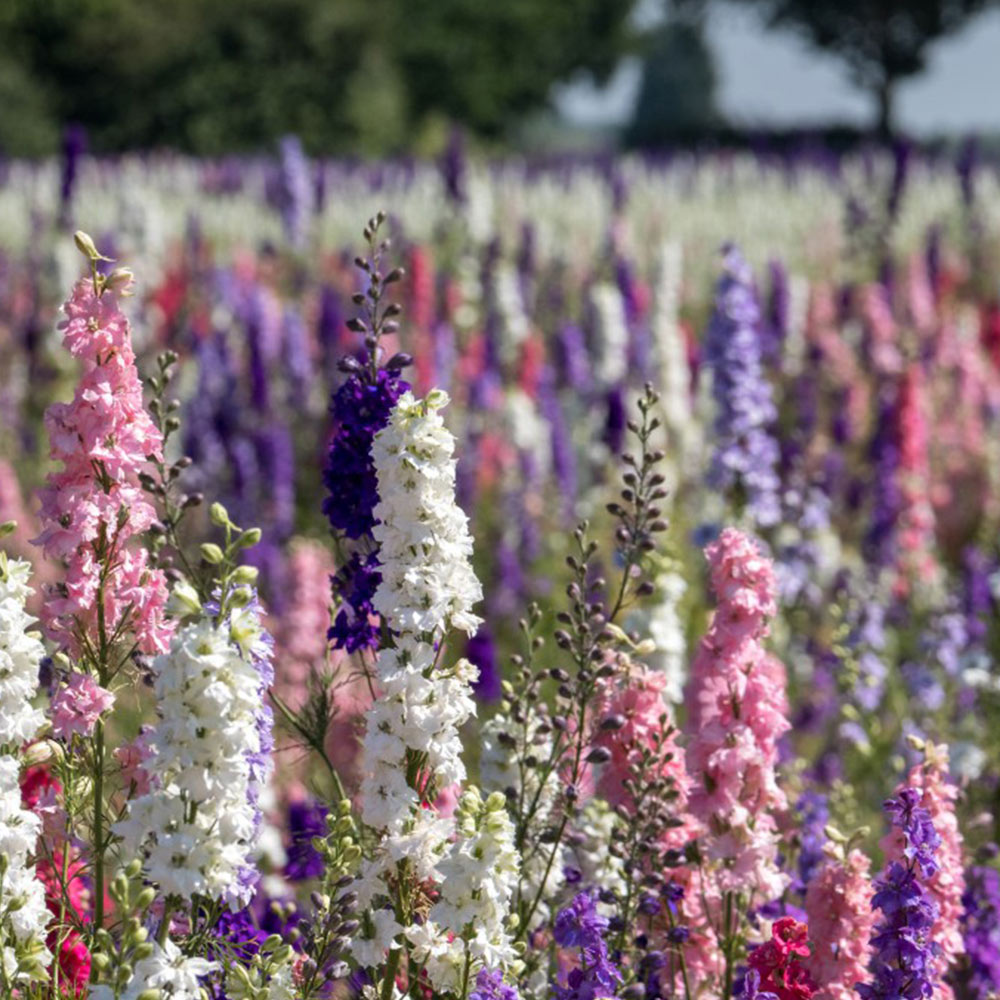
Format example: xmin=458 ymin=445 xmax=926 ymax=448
xmin=895 ymin=364 xmax=940 ymax=594
xmin=50 ymin=674 xmax=115 ymax=740
xmin=805 ymin=848 xmax=875 ymax=1000
xmin=685 ymin=528 xmax=789 ymax=895
xmin=33 ymin=275 xmax=172 ymax=657
xmin=114 ymin=739 xmax=152 ymax=796
xmin=594 ymin=655 xmax=691 ymax=851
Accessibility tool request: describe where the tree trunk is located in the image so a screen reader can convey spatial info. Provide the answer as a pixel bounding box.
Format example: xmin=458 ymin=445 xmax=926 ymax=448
xmin=875 ymin=77 xmax=895 ymax=141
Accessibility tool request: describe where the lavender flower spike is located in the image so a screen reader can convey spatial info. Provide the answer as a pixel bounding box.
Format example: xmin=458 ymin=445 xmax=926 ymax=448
xmin=703 ymin=244 xmax=781 ymax=529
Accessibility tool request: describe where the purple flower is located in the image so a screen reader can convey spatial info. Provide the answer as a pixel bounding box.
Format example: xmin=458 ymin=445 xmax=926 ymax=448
xmin=959 ymin=865 xmax=1000 ymax=1000
xmin=284 ymin=800 xmax=329 ymax=882
xmin=742 ymin=968 xmax=779 ymax=1000
xmin=276 ymin=134 xmax=312 ymax=247
xmin=322 ymin=368 xmax=409 ymax=541
xmin=551 ymin=891 xmax=622 ymax=1000
xmin=703 ymin=244 xmax=780 ymax=529
xmin=323 ymin=362 xmax=409 ymax=654
xmin=860 ymin=789 xmax=941 ymax=1000
xmin=328 ymin=550 xmax=382 ymax=653
xmin=470 ymin=968 xmax=519 ymax=1000
xmin=553 ymin=891 xmax=610 ymax=949
xmin=795 ymin=791 xmax=829 ymax=892
xmin=467 ymin=627 xmax=502 ymax=702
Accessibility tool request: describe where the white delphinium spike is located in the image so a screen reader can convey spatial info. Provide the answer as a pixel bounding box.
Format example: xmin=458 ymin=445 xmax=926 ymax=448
xmin=0 ymin=549 xmax=51 ymax=990
xmin=371 ymin=389 xmax=482 ymax=638
xmin=114 ymin=590 xmax=273 ymax=911
xmin=353 ymin=390 xmax=520 ymax=989
xmin=0 ymin=553 xmax=46 ymax=749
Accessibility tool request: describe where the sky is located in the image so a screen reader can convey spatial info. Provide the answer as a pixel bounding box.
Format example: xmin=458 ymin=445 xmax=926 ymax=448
xmin=554 ymin=4 xmax=1000 ymax=135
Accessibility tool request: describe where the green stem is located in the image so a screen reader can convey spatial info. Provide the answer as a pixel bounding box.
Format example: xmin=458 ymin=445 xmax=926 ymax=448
xmin=158 ymin=902 xmax=174 ymax=946
xmin=381 ymin=947 xmax=401 ymax=1000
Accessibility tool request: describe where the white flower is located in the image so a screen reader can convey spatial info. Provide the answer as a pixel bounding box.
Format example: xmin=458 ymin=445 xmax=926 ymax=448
xmin=423 ymin=788 xmax=519 ymax=989
xmin=114 ymin=601 xmax=273 ymax=910
xmin=0 ymin=556 xmax=46 ymax=748
xmin=645 ymin=569 xmax=688 ymax=704
xmin=351 ymin=908 xmax=404 ymax=969
xmin=109 ymin=939 xmax=218 ymax=999
xmin=0 ymin=751 xmax=51 ymax=984
xmin=371 ymin=390 xmax=483 ymax=640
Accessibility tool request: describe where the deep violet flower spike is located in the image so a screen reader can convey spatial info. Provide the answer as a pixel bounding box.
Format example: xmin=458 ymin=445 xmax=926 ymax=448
xmin=858 ymin=788 xmax=940 ymax=1000
xmin=551 ymin=891 xmax=622 ymax=1000
xmin=284 ymin=800 xmax=329 ymax=882
xmin=323 ymin=212 xmax=414 ymax=651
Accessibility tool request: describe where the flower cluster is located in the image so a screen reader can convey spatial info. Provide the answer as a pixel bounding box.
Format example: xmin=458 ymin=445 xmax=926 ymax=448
xmin=880 ymin=744 xmax=965 ymax=994
xmin=703 ymin=244 xmax=781 ymax=529
xmin=743 ymin=917 xmax=815 ymax=1000
xmin=0 ymin=554 xmax=46 ymax=749
xmin=859 ymin=787 xmax=941 ymax=1000
xmin=323 ymin=358 xmax=409 ymax=652
xmin=116 ymin=588 xmax=274 ymax=910
xmin=0 ymin=550 xmax=50 ymax=990
xmin=352 ymin=385 xmax=515 ymax=991
xmin=413 ymin=788 xmax=520 ymax=989
xmin=370 ymin=388 xmax=483 ymax=637
xmin=551 ymin=891 xmax=622 ymax=1000
xmin=0 ymin=756 xmax=51 ymax=990
xmin=804 ymin=847 xmax=874 ymax=1000
xmin=959 ymin=866 xmax=1000 ymax=1000
xmin=89 ymin=939 xmax=219 ymax=1000
xmin=358 ymin=642 xmax=478 ymax=831
xmin=685 ymin=527 xmax=789 ymax=900
xmin=32 ymin=268 xmax=171 ymax=656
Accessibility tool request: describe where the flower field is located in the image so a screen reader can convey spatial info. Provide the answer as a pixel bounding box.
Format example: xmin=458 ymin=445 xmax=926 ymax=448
xmin=2 ymin=145 xmax=1000 ymax=999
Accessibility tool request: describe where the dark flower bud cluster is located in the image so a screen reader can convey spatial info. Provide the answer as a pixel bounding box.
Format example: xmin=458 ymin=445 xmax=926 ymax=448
xmin=321 ymin=212 xmax=411 ymax=652
xmin=141 ymin=350 xmax=203 ymax=585
xmin=509 ymin=385 xmax=670 ymax=941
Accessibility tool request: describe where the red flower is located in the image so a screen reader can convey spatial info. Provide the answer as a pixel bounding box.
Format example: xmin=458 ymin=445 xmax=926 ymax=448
xmin=748 ymin=919 xmax=816 ymax=1000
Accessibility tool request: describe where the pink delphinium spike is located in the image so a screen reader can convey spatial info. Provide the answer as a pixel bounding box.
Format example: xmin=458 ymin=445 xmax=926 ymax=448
xmin=685 ymin=527 xmax=789 ymax=901
xmin=805 ymin=847 xmax=875 ymax=1000
xmin=32 ymin=272 xmax=171 ymax=656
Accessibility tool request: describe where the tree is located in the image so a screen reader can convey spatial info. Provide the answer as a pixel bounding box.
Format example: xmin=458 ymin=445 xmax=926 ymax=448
xmin=0 ymin=0 xmax=643 ymax=155
xmin=728 ymin=0 xmax=997 ymax=137
xmin=625 ymin=10 xmax=722 ymax=147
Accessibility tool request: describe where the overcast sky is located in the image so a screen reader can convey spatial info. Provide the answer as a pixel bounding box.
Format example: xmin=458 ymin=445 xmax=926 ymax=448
xmin=554 ymin=4 xmax=1000 ymax=134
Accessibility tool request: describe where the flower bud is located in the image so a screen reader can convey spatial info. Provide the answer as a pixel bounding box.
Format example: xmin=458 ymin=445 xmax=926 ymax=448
xmin=200 ymin=543 xmax=225 ymax=565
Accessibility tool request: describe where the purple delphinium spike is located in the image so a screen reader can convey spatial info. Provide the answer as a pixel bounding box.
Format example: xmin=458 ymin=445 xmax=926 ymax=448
xmin=865 ymin=384 xmax=902 ymax=570
xmin=761 ymin=259 xmax=789 ymax=366
xmin=858 ymin=788 xmax=940 ymax=1000
xmin=322 ymin=220 xmax=412 ymax=653
xmin=277 ymin=134 xmax=312 ymax=248
xmin=551 ymin=891 xmax=622 ymax=1000
xmin=703 ymin=244 xmax=781 ymax=528
xmin=958 ymin=865 xmax=1000 ymax=1000
xmin=469 ymin=968 xmax=519 ymax=1000
xmin=59 ymin=124 xmax=87 ymax=224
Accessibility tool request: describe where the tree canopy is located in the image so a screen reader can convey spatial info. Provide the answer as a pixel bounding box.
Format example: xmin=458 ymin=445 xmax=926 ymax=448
xmin=727 ymin=0 xmax=998 ymax=136
xmin=0 ymin=0 xmax=640 ymax=156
